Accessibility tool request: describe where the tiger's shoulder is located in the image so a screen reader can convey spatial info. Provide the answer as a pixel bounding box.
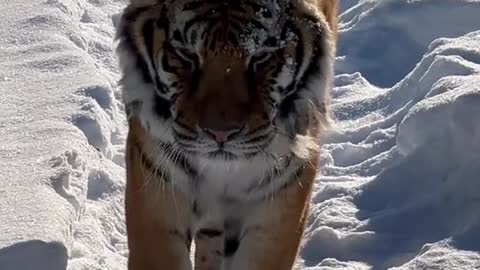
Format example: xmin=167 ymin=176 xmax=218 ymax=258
xmin=299 ymin=0 xmax=338 ymax=44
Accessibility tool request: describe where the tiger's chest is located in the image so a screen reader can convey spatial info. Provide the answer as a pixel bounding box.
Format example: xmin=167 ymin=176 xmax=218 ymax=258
xmin=159 ymin=157 xmax=269 ymax=231
xmin=162 ymin=153 xmax=297 ymax=221
xmin=171 ymin=157 xmax=272 ymax=212
xmin=148 ymin=145 xmax=302 ymax=231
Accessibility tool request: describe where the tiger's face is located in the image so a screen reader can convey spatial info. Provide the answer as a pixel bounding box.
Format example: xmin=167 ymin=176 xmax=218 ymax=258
xmin=117 ymin=0 xmax=333 ymax=161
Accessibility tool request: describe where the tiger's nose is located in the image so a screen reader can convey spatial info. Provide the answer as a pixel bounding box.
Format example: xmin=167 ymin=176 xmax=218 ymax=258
xmin=198 ymin=102 xmax=246 ymax=144
xmin=202 ymin=126 xmax=243 ymax=144
xmin=200 ymin=113 xmax=245 ymax=143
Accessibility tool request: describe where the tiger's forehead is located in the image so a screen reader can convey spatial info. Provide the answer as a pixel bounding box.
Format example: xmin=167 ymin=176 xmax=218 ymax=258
xmin=163 ymin=0 xmax=293 ymax=54
xmin=166 ymin=0 xmax=288 ymax=20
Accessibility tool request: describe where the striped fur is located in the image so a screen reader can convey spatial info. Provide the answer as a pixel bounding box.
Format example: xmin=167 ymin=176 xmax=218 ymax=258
xmin=117 ymin=0 xmax=337 ymax=269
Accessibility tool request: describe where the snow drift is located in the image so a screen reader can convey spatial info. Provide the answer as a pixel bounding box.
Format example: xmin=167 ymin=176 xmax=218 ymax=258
xmin=1 ymin=0 xmax=480 ymax=269
xmin=299 ymin=1 xmax=480 ymax=268
xmin=337 ymin=0 xmax=480 ymax=87
xmin=0 ymin=0 xmax=127 ymax=269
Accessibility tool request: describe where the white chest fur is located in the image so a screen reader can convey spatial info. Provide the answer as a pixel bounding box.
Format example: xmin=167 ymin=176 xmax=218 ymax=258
xmin=147 ymin=139 xmax=303 ymax=232
xmin=195 ymin=157 xmax=270 ymax=198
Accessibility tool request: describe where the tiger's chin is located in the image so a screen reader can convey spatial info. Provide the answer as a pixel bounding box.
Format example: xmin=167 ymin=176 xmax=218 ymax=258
xmin=185 ymin=134 xmax=300 ymax=164
xmin=172 ymin=132 xmax=277 ymax=161
xmin=206 ymin=149 xmax=240 ymax=160
xmin=182 ymin=145 xmax=266 ymax=161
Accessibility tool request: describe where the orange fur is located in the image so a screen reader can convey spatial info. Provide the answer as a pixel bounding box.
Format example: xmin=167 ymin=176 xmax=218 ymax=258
xmin=231 ymin=158 xmax=319 ymax=270
xmin=126 ymin=118 xmax=192 ymax=270
xmin=318 ymin=0 xmax=338 ymax=44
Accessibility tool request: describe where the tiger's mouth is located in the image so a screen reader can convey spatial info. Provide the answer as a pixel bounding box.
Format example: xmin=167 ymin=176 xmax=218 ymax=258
xmin=172 ymin=120 xmax=277 ymax=159
xmin=207 ymin=149 xmax=238 ymax=160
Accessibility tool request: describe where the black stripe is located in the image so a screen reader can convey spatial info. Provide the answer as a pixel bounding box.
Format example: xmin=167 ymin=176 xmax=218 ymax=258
xmin=158 ymin=141 xmax=198 ymax=178
xmin=117 ymin=10 xmax=153 ymax=85
xmin=143 ymin=19 xmax=155 ymax=68
xmin=246 ymin=155 xmax=294 ymax=193
xmin=261 ymin=8 xmax=273 ymax=19
xmin=243 ymin=134 xmax=271 ymax=144
xmin=183 ymin=1 xmax=205 ymax=11
xmin=139 ymin=140 xmax=197 ymax=179
xmin=263 ymin=36 xmax=278 ymax=47
xmin=174 ymin=130 xmax=197 ymax=141
xmin=184 ymin=17 xmax=209 ymax=40
xmin=142 ymin=19 xmax=167 ymax=94
xmin=117 ymin=7 xmax=173 ymax=94
xmin=192 ymin=200 xmax=201 ymax=216
xmin=278 ymin=91 xmax=298 ymax=118
xmin=243 ymin=0 xmax=264 ymax=12
xmin=197 ymin=229 xmax=223 ymax=238
xmin=278 ymin=22 xmax=305 ymax=118
xmin=139 ymin=148 xmax=170 ymax=182
xmin=154 ymin=14 xmax=170 ymax=90
xmin=243 ymin=152 xmax=260 ymax=159
xmin=245 ymin=122 xmax=271 ymax=137
xmin=225 ymin=2 xmax=246 ymax=13
xmin=226 ymin=30 xmax=238 ymax=44
xmin=154 ymin=94 xmax=172 ymax=119
xmin=209 ymin=29 xmax=219 ymax=50
xmin=161 ymin=51 xmax=180 ymax=75
xmin=300 ymin=13 xmax=321 ymax=25
xmin=175 ymin=49 xmax=194 ymax=71
xmin=170 ymin=229 xmax=192 ymax=249
xmin=270 ymin=53 xmax=285 ymax=79
xmin=154 ymin=76 xmax=169 ymax=95
xmin=283 ymin=22 xmax=304 ymax=94
xmin=257 ymin=164 xmax=304 ymax=200
xmin=254 ymin=165 xmax=305 ymax=200
xmin=295 ymin=33 xmax=325 ymax=112
xmin=265 ymin=92 xmax=277 ymax=106
xmin=189 ymin=29 xmax=198 ymax=46
xmin=156 ymin=14 xmax=170 ymax=32
xmin=174 ymin=120 xmax=198 ymax=134
xmin=208 ymin=150 xmax=238 ymax=160
xmin=124 ymin=7 xmax=149 ymax=21
xmin=227 ymin=19 xmax=243 ymax=33
xmin=240 ymin=136 xmax=273 ymax=150
xmin=224 ymin=237 xmax=240 ymax=257
xmin=173 ymin=29 xmax=184 ymax=43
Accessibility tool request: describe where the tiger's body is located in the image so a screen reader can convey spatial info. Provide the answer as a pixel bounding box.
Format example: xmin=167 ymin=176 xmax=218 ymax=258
xmin=116 ymin=0 xmax=337 ymax=269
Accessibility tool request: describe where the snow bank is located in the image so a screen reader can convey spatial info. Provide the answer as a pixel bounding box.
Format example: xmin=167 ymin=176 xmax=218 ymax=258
xmin=0 ymin=241 xmax=67 ymax=270
xmin=337 ymin=0 xmax=480 ymax=87
xmin=301 ymin=0 xmax=480 ymax=268
xmin=0 ymin=0 xmax=127 ymax=269
xmin=339 ymin=0 xmax=360 ymax=13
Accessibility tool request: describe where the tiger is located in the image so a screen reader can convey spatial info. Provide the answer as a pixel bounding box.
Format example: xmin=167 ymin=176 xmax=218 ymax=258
xmin=116 ymin=0 xmax=337 ymax=269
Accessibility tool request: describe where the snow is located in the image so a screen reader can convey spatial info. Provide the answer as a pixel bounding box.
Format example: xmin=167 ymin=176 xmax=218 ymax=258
xmin=1 ymin=0 xmax=480 ymax=269
xmin=0 ymin=0 xmax=127 ymax=269
xmin=337 ymin=0 xmax=480 ymax=88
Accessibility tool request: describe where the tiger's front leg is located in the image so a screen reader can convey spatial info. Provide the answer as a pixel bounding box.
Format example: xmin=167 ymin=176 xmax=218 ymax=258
xmin=126 ymin=183 xmax=193 ymax=270
xmin=225 ymin=165 xmax=317 ymax=270
xmin=126 ymin=128 xmax=193 ymax=270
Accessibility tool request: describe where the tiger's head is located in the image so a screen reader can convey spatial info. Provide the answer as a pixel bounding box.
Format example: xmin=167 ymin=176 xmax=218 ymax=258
xmin=117 ymin=0 xmax=336 ymax=162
